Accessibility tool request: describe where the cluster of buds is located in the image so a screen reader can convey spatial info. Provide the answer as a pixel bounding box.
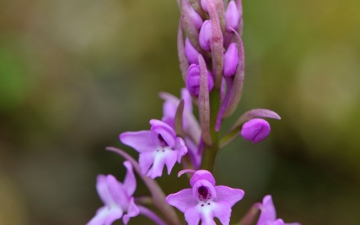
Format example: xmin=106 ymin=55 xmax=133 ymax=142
xmin=86 ymin=1 xmax=301 ymax=225
xmin=178 ymin=0 xmax=280 ymax=151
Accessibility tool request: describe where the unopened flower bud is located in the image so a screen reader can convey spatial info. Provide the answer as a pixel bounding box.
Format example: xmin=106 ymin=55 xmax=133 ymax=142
xmin=185 ymin=38 xmax=200 ymax=64
xmin=225 ymin=1 xmax=240 ymax=32
xmin=181 ymin=0 xmax=203 ymax=31
xmin=199 ymin=20 xmax=212 ymax=51
xmin=200 ymin=0 xmax=208 ymax=12
xmin=188 ymin=3 xmax=204 ymax=29
xmin=240 ymin=118 xmax=270 ymax=143
xmin=223 ymin=43 xmax=239 ymax=77
xmin=186 ymin=64 xmax=214 ymax=96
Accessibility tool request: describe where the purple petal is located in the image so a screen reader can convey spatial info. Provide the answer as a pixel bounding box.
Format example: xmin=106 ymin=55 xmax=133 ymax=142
xmin=185 ymin=205 xmax=201 ymax=225
xmin=223 ymin=43 xmax=239 ymax=77
xmin=104 ymin=207 xmax=123 ymax=225
xmin=123 ymin=161 xmax=136 ymax=197
xmin=87 ymin=206 xmax=123 ymax=225
xmin=240 ymin=118 xmax=271 ymax=143
xmin=165 ymin=150 xmax=179 ymax=175
xmin=181 ymin=88 xmax=193 ymax=112
xmin=186 ymin=64 xmax=214 ymax=96
xmin=106 ymin=175 xmax=129 ymax=208
xmin=215 ymin=185 xmax=244 ymax=206
xmin=185 ymin=137 xmax=202 ymax=169
xmin=146 ymin=149 xmax=178 ymax=179
xmin=190 ymin=170 xmax=216 ymax=187
xmin=174 ymin=137 xmax=188 ymax=162
xmin=166 ymin=188 xmax=197 ymax=213
xmin=270 ymin=219 xmax=285 ymax=225
xmin=223 ymin=36 xmax=245 ymax=117
xmin=212 ymin=201 xmax=232 ymax=225
xmin=257 ymin=195 xmax=276 ymax=225
xmin=225 ymin=0 xmax=240 ymax=32
xmin=185 ymin=38 xmax=200 ymax=64
xmin=199 ymin=20 xmax=212 ymax=51
xmin=139 ymin=151 xmax=155 ymax=175
xmin=150 ymin=119 xmax=176 ymax=148
xmin=191 ymin=179 xmax=217 ymax=200
xmin=96 ymin=175 xmax=114 ymax=206
xmin=122 ymin=197 xmax=139 ymax=225
xmin=120 ymin=131 xmax=157 ymax=153
xmin=200 ymin=0 xmax=208 ymax=11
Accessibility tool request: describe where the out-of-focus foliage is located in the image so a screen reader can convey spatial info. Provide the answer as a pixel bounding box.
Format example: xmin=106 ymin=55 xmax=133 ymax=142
xmin=0 ymin=0 xmax=359 ymax=224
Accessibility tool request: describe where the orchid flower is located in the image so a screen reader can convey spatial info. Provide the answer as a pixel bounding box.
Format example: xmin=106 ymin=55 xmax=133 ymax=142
xmin=257 ymin=195 xmax=301 ymax=225
xmin=87 ymin=161 xmax=138 ymax=225
xmin=166 ymin=170 xmax=244 ymax=225
xmin=160 ymin=88 xmax=202 ymax=169
xmin=120 ymin=119 xmax=187 ymax=179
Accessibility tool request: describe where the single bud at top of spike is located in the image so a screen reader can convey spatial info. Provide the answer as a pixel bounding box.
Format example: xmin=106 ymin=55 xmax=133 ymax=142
xmin=199 ymin=20 xmax=212 ymax=51
xmin=223 ymin=43 xmax=239 ymax=77
xmin=225 ymin=1 xmax=240 ymax=32
xmin=185 ymin=38 xmax=200 ymax=64
xmin=240 ymin=118 xmax=270 ymax=143
xmin=186 ymin=64 xmax=214 ymax=96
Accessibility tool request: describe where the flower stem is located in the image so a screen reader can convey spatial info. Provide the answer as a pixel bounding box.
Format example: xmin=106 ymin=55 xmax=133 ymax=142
xmin=200 ymin=90 xmax=220 ymax=172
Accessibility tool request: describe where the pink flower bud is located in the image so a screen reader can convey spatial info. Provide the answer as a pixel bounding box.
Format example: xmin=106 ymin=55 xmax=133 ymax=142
xmin=181 ymin=0 xmax=203 ymax=30
xmin=223 ymin=43 xmax=239 ymax=77
xmin=200 ymin=0 xmax=208 ymax=12
xmin=225 ymin=1 xmax=240 ymax=32
xmin=185 ymin=38 xmax=200 ymax=64
xmin=190 ymin=5 xmax=204 ymax=29
xmin=240 ymin=118 xmax=270 ymax=143
xmin=199 ymin=20 xmax=212 ymax=51
xmin=186 ymin=64 xmax=214 ymax=96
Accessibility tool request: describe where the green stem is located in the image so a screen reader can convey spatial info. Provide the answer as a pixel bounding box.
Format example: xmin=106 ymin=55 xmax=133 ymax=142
xmin=200 ymin=90 xmax=221 ymax=172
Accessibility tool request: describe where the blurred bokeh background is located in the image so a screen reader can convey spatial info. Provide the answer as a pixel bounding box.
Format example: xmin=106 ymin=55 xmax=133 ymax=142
xmin=1 ymin=0 xmax=360 ymax=224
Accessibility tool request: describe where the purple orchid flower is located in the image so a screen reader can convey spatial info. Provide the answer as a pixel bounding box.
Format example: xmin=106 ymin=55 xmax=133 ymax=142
xmin=166 ymin=170 xmax=245 ymax=225
xmin=87 ymin=161 xmax=139 ymax=225
xmin=257 ymin=195 xmax=301 ymax=225
xmin=159 ymin=88 xmax=202 ymax=169
xmin=120 ymin=119 xmax=187 ymax=179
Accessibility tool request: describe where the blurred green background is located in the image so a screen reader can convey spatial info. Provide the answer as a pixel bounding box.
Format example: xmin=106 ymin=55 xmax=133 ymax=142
xmin=1 ymin=0 xmax=360 ymax=224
